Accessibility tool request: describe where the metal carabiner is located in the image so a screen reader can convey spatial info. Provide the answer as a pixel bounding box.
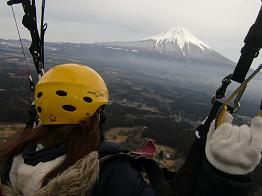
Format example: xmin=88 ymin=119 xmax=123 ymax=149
xmin=233 ymin=84 xmax=247 ymax=113
xmin=211 ymin=74 xmax=232 ymax=104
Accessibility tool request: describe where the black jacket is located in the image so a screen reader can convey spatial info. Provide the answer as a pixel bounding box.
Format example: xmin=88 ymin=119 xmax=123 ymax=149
xmin=171 ymin=138 xmax=253 ymax=196
xmin=91 ymin=141 xmax=155 ymax=196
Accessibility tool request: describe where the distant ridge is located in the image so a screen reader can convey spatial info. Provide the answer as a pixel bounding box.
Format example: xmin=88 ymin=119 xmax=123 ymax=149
xmin=0 ymin=27 xmax=233 ymax=65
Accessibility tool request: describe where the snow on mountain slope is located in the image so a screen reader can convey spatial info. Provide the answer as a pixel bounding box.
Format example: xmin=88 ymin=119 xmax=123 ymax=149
xmin=144 ymin=27 xmax=210 ymax=51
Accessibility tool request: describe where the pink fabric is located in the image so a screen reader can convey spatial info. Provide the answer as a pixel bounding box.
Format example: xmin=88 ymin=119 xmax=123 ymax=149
xmin=0 ymin=183 xmax=6 ymax=196
xmin=133 ymin=139 xmax=156 ymax=157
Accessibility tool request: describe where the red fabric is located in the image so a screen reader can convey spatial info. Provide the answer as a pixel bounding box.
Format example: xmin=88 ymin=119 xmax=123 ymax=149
xmin=0 ymin=183 xmax=6 ymax=196
xmin=133 ymin=139 xmax=156 ymax=157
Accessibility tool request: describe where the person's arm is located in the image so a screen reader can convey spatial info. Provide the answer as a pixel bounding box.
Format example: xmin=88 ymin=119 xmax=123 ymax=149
xmin=193 ymin=159 xmax=253 ymax=196
xmin=194 ymin=113 xmax=262 ymax=196
xmin=92 ymin=159 xmax=155 ymax=196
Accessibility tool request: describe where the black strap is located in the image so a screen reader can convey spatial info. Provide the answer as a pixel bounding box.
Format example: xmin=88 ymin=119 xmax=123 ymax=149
xmin=24 ymin=0 xmax=43 ymax=75
xmin=100 ymin=153 xmax=175 ymax=196
xmin=7 ymin=0 xmax=45 ymax=75
xmin=40 ymin=0 xmax=47 ymax=71
xmin=24 ymin=103 xmax=37 ymax=129
xmin=171 ymin=138 xmax=206 ymax=196
xmin=197 ymin=100 xmax=234 ymax=138
xmin=232 ymin=6 xmax=262 ymax=83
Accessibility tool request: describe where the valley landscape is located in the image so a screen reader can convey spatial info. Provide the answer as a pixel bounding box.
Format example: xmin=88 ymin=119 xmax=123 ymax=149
xmin=0 ymin=27 xmax=262 ymax=194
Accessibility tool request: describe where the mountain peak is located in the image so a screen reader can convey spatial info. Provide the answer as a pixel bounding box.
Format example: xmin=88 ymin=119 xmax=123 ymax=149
xmin=144 ymin=27 xmax=210 ymax=50
xmin=97 ymin=27 xmax=230 ymax=63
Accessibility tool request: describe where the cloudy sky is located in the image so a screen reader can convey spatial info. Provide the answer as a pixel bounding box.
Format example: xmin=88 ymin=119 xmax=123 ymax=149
xmin=0 ymin=0 xmax=262 ymax=67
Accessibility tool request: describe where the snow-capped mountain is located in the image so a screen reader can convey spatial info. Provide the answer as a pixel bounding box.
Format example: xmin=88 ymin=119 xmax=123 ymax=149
xmin=148 ymin=27 xmax=209 ymax=48
xmin=97 ymin=27 xmax=232 ymax=64
xmin=144 ymin=27 xmax=210 ymax=56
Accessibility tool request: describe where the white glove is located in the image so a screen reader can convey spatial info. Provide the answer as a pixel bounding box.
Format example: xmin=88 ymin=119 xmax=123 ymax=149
xmin=205 ymin=112 xmax=262 ymax=175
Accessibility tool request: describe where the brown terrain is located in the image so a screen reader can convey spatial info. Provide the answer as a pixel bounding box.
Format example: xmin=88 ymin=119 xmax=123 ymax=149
xmin=0 ymin=123 xmax=24 ymax=143
xmin=105 ymin=126 xmax=184 ymax=171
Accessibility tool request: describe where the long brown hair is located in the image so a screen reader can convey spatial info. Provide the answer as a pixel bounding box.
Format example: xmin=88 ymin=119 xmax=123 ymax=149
xmin=0 ymin=109 xmax=102 ymax=187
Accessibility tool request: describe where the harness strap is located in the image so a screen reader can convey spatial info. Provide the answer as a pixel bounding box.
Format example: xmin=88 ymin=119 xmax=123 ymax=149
xmin=215 ymin=64 xmax=262 ymax=128
xmin=232 ymin=6 xmax=262 ymax=83
xmin=7 ymin=0 xmax=44 ymax=76
xmin=196 ymin=100 xmax=234 ymax=138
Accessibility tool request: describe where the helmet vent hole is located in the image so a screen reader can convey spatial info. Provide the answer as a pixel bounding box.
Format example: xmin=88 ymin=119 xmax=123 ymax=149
xmin=37 ymin=107 xmax=42 ymax=113
xmin=83 ymin=97 xmax=93 ymax=103
xmin=56 ymin=90 xmax=67 ymax=97
xmin=62 ymin=105 xmax=76 ymax=112
xmin=37 ymin=92 xmax=43 ymax=98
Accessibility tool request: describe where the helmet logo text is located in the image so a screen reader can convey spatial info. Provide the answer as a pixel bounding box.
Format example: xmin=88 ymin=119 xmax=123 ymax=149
xmin=87 ymin=91 xmax=108 ymax=99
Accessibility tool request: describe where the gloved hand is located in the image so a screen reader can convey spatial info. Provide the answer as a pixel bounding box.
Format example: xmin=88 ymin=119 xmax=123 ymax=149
xmin=205 ymin=112 xmax=262 ymax=175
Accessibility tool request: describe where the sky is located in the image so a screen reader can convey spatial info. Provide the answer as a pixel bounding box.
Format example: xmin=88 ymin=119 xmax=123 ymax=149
xmin=0 ymin=0 xmax=262 ymax=68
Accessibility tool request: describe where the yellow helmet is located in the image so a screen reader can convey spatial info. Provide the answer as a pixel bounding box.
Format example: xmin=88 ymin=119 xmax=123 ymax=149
xmin=35 ymin=64 xmax=109 ymax=125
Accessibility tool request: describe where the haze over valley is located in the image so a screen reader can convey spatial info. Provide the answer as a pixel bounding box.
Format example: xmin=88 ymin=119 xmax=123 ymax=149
xmin=1 ymin=28 xmax=262 ymax=193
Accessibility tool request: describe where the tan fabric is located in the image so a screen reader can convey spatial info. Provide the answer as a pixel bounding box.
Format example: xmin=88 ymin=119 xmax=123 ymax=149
xmin=9 ymin=154 xmax=65 ymax=196
xmin=3 ymin=151 xmax=99 ymax=196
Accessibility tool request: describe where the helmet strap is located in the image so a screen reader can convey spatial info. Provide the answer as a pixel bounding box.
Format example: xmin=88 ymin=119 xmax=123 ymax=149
xmin=98 ymin=108 xmax=106 ymax=142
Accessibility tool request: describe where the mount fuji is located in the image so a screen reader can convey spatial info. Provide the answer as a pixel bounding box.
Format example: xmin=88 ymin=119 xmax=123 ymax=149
xmin=97 ymin=27 xmax=232 ymax=64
